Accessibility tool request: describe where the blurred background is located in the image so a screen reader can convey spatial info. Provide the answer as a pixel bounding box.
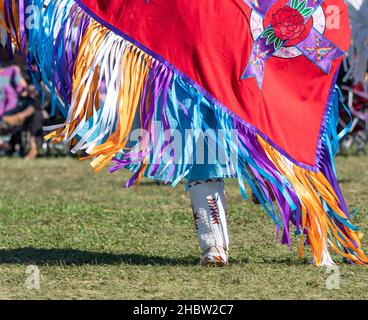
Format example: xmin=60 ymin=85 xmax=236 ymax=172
xmin=0 ymin=50 xmax=66 ymax=159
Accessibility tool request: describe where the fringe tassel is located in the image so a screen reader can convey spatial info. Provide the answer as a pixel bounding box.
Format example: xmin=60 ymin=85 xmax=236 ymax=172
xmin=2 ymin=0 xmax=367 ymax=265
xmin=0 ymin=0 xmax=20 ymax=51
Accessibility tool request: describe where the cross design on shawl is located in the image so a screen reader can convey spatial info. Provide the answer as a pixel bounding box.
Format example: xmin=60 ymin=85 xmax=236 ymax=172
xmin=242 ymin=0 xmax=345 ymax=88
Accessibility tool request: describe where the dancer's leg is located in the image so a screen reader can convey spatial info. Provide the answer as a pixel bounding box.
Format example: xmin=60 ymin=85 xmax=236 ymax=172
xmin=189 ymin=178 xmax=229 ymax=266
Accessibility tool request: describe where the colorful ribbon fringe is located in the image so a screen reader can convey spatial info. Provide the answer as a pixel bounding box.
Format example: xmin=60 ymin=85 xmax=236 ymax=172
xmin=1 ymin=0 xmax=367 ymax=266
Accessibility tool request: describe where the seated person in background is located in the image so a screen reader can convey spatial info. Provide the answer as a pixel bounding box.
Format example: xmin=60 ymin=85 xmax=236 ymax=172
xmin=3 ymin=84 xmax=43 ymax=160
xmin=0 ymin=65 xmax=27 ymax=118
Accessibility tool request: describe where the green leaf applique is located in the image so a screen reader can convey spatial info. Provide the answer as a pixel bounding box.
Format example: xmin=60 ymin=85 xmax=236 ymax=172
xmin=301 ymin=7 xmax=313 ymax=17
xmin=297 ymin=0 xmax=307 ymax=12
xmin=291 ymin=0 xmax=299 ymax=9
xmin=274 ymin=38 xmax=283 ymax=50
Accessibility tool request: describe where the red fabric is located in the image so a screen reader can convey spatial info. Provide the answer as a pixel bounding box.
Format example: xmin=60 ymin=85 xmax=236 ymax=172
xmin=79 ymin=0 xmax=350 ymax=166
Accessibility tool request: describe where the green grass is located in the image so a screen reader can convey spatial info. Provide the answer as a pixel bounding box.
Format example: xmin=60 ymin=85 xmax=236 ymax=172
xmin=0 ymin=156 xmax=367 ymax=300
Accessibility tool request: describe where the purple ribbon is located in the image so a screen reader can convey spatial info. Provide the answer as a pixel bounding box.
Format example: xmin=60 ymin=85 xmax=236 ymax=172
xmin=242 ymin=0 xmax=274 ymax=16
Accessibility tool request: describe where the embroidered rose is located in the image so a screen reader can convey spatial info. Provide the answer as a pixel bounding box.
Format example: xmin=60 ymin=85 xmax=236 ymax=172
xmin=271 ymin=6 xmax=306 ymax=41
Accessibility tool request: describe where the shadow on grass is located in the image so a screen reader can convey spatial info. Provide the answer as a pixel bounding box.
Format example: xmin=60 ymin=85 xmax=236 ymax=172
xmin=0 ymin=248 xmax=306 ymax=266
xmin=0 ymin=247 xmax=202 ymax=266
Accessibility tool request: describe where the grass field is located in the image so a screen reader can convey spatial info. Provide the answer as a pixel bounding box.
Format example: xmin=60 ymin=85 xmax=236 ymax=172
xmin=0 ymin=156 xmax=367 ymax=300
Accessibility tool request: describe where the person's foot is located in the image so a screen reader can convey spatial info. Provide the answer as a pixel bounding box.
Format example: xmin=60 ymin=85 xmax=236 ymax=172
xmin=25 ymin=149 xmax=38 ymax=160
xmin=200 ymin=247 xmax=229 ymax=267
xmin=25 ymin=142 xmax=38 ymax=160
